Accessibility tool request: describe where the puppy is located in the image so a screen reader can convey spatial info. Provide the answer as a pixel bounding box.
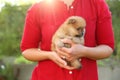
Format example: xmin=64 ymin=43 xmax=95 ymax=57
xmin=51 ymin=16 xmax=86 ymax=69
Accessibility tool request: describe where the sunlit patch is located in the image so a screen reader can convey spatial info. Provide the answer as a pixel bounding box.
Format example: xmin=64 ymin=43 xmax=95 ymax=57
xmin=46 ymin=0 xmax=53 ymax=3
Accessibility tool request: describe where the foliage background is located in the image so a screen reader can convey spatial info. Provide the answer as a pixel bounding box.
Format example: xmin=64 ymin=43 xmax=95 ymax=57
xmin=0 ymin=3 xmax=30 ymax=57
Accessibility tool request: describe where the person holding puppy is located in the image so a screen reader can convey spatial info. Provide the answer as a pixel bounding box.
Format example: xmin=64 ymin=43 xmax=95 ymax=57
xmin=20 ymin=0 xmax=114 ymax=80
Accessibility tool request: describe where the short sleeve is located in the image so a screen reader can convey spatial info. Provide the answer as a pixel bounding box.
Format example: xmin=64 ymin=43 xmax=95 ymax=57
xmin=95 ymin=0 xmax=114 ymax=49
xmin=20 ymin=3 xmax=41 ymax=52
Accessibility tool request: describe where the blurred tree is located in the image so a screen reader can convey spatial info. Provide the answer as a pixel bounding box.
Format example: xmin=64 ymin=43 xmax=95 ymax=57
xmin=107 ymin=0 xmax=120 ymax=59
xmin=107 ymin=0 xmax=120 ymax=17
xmin=0 ymin=3 xmax=30 ymax=56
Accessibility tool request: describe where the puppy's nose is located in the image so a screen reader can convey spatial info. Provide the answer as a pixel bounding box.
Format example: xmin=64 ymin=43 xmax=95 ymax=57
xmin=81 ymin=31 xmax=84 ymax=36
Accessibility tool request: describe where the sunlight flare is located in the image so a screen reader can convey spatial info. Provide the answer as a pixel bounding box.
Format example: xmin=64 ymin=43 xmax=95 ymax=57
xmin=45 ymin=0 xmax=54 ymax=4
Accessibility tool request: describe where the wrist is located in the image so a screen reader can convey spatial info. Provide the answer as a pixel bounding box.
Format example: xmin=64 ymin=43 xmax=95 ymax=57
xmin=47 ymin=51 xmax=55 ymax=60
xmin=81 ymin=46 xmax=89 ymax=58
xmin=38 ymin=50 xmax=53 ymax=60
xmin=82 ymin=46 xmax=95 ymax=59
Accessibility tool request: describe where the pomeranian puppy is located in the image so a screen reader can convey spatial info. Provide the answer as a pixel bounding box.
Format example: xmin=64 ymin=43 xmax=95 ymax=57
xmin=51 ymin=16 xmax=86 ymax=69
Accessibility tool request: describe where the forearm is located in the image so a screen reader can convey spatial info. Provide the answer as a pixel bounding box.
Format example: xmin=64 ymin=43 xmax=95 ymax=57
xmin=22 ymin=48 xmax=51 ymax=62
xmin=84 ymin=45 xmax=113 ymax=60
xmin=22 ymin=48 xmax=74 ymax=70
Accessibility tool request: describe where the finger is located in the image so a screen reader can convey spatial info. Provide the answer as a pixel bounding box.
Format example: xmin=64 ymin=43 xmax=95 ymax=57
xmin=56 ymin=47 xmax=71 ymax=58
xmin=56 ymin=58 xmax=78 ymax=70
xmin=60 ymin=47 xmax=72 ymax=55
xmin=66 ymin=57 xmax=74 ymax=61
xmin=55 ymin=56 xmax=67 ymax=66
xmin=61 ymin=39 xmax=74 ymax=46
xmin=55 ymin=57 xmax=77 ymax=70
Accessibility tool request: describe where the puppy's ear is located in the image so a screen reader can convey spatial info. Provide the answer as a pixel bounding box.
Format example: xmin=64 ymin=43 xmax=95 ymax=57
xmin=68 ymin=19 xmax=76 ymax=24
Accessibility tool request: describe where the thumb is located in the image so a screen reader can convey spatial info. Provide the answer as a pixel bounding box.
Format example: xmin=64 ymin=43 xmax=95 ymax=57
xmin=57 ymin=56 xmax=67 ymax=66
xmin=60 ymin=47 xmax=72 ymax=54
xmin=61 ymin=38 xmax=74 ymax=46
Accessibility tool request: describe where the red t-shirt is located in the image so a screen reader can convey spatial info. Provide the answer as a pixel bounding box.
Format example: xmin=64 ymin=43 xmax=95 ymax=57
xmin=20 ymin=0 xmax=114 ymax=80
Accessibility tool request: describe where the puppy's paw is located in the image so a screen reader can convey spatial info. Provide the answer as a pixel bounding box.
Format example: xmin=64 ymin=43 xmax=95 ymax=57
xmin=56 ymin=41 xmax=64 ymax=48
xmin=71 ymin=59 xmax=82 ymax=69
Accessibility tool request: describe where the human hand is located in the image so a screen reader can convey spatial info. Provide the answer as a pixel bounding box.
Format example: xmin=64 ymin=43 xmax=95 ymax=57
xmin=56 ymin=39 xmax=86 ymax=62
xmin=48 ymin=51 xmax=77 ymax=70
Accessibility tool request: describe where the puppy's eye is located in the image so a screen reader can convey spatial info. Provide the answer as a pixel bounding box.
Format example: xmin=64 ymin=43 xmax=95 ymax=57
xmin=77 ymin=27 xmax=81 ymax=31
xmin=75 ymin=35 xmax=81 ymax=37
xmin=76 ymin=31 xmax=84 ymax=37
